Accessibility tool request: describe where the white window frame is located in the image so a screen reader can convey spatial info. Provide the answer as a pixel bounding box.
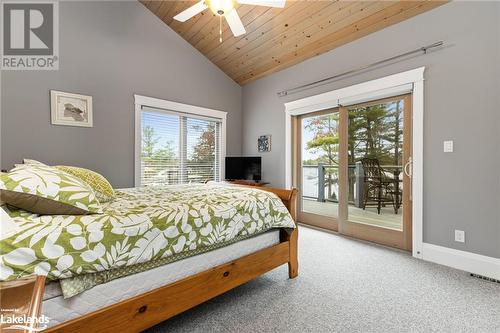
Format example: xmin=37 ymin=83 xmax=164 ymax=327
xmin=134 ymin=94 xmax=227 ymax=187
xmin=284 ymin=67 xmax=425 ymax=259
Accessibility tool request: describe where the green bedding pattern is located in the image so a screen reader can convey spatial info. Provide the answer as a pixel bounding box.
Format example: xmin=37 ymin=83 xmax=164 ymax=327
xmin=0 ymin=184 xmax=295 ymax=282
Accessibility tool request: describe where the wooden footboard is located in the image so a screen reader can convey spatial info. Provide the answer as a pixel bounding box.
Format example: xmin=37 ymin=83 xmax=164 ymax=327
xmin=258 ymin=186 xmax=298 ymax=278
xmin=46 ymin=187 xmax=298 ymax=333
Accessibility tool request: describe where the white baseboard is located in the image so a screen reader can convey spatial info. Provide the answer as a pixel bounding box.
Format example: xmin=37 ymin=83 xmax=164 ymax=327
xmin=422 ymin=243 xmax=500 ymax=280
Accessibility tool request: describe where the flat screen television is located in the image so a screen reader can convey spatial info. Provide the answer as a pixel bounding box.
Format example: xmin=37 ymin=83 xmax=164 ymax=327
xmin=225 ymin=157 xmax=261 ymax=181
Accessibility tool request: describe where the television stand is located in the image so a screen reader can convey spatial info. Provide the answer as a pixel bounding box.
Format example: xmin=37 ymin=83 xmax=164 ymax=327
xmin=228 ymin=180 xmax=269 ymax=187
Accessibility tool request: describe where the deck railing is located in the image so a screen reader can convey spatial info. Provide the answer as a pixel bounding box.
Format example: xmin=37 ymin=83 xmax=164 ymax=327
xmin=302 ymin=163 xmax=402 ymax=208
xmin=141 ymin=160 xmax=217 ymax=185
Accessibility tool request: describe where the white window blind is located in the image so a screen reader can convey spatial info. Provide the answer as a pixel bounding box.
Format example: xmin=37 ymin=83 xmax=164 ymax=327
xmin=140 ymin=106 xmax=222 ymax=186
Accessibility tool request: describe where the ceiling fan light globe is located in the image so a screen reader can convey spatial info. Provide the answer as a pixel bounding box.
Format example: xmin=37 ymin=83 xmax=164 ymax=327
xmin=208 ymin=0 xmax=234 ymax=16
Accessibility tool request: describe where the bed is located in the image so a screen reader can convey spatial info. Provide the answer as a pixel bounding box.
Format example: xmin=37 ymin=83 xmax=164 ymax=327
xmin=1 ymin=183 xmax=298 ymax=332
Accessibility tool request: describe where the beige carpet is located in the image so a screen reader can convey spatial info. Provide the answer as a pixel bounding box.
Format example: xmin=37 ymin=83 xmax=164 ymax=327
xmin=146 ymin=226 xmax=500 ymax=332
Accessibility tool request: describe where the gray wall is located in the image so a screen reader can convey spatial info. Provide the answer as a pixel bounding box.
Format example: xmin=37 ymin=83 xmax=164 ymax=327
xmin=0 ymin=1 xmax=242 ymax=187
xmin=242 ymin=2 xmax=500 ymax=258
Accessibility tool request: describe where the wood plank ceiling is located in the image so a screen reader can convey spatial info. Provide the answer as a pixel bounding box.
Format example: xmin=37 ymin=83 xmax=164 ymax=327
xmin=141 ymin=1 xmax=446 ymax=85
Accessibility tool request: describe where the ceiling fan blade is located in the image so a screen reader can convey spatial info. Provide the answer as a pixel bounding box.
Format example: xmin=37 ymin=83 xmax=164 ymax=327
xmin=173 ymin=0 xmax=208 ymax=22
xmin=237 ymin=0 xmax=285 ymax=8
xmin=225 ymin=10 xmax=246 ymax=37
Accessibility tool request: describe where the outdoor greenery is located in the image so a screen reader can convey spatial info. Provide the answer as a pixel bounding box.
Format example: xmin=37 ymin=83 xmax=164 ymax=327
xmin=142 ymin=125 xmax=176 ymax=160
xmin=347 ymin=100 xmax=403 ymax=167
xmin=141 ymin=122 xmax=217 ymax=185
xmin=303 ymin=100 xmax=403 ymax=200
xmin=191 ymin=123 xmax=216 ymax=163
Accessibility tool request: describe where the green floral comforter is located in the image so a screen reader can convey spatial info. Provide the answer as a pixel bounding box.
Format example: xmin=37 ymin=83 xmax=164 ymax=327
xmin=0 ymin=184 xmax=295 ymax=281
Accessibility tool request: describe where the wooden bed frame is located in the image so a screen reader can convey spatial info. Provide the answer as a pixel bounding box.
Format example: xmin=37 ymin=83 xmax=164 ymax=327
xmin=46 ymin=187 xmax=298 ymax=333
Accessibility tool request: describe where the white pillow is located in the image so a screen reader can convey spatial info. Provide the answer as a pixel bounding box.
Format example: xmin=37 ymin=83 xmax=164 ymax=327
xmin=23 ymin=158 xmax=47 ymax=166
xmin=13 ymin=158 xmax=48 ymax=170
xmin=0 ymin=206 xmax=18 ymax=240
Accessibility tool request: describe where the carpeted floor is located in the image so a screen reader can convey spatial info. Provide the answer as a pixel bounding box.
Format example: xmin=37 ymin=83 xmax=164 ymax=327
xmin=146 ymin=226 xmax=500 ymax=333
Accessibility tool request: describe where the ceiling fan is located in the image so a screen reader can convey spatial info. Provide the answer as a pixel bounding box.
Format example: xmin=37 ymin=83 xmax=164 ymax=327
xmin=174 ymin=0 xmax=286 ymax=41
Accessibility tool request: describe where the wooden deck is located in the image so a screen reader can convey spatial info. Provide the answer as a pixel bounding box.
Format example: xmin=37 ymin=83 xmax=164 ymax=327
xmin=302 ymin=199 xmax=402 ymax=230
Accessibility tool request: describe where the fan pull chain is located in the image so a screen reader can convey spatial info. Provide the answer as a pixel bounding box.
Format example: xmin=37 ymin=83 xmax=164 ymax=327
xmin=219 ymin=15 xmax=223 ymax=43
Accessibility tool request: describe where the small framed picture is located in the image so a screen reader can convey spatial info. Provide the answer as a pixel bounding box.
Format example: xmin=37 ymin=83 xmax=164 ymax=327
xmin=258 ymin=135 xmax=271 ymax=152
xmin=50 ymin=90 xmax=93 ymax=127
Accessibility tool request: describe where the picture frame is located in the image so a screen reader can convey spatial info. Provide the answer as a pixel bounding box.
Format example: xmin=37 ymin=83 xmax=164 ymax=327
xmin=50 ymin=90 xmax=93 ymax=127
xmin=258 ymin=134 xmax=271 ymax=152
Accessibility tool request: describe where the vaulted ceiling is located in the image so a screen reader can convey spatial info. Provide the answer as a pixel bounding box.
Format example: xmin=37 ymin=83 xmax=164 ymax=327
xmin=141 ymin=1 xmax=446 ymax=85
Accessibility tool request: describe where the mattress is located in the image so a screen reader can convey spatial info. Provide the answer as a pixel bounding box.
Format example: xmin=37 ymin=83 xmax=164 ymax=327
xmin=42 ymin=230 xmax=280 ymax=328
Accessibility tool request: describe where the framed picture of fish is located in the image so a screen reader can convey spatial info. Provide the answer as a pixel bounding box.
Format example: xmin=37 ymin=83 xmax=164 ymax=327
xmin=50 ymin=90 xmax=93 ymax=127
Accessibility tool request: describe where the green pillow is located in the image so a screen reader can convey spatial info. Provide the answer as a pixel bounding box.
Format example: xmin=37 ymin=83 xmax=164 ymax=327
xmin=0 ymin=165 xmax=102 ymax=215
xmin=55 ymin=166 xmax=115 ymax=203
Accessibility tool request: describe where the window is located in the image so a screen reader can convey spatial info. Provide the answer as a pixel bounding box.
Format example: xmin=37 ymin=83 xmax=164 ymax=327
xmin=135 ymin=95 xmax=226 ymax=186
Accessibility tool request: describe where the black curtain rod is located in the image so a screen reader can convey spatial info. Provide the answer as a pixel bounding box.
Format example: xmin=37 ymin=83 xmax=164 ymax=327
xmin=277 ymin=41 xmax=444 ymax=97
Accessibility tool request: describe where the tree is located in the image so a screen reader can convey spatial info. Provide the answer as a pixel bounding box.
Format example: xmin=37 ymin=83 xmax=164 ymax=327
xmin=305 ymin=114 xmax=340 ymax=166
xmin=155 ymin=142 xmax=176 ymax=160
xmin=188 ymin=122 xmax=217 ymax=182
xmin=141 ymin=125 xmax=177 ymax=185
xmin=346 ymin=105 xmax=390 ymax=201
xmin=304 ymin=114 xmax=340 ymax=200
xmin=142 ymin=126 xmax=159 ymax=158
xmin=142 ymin=125 xmax=175 ymax=160
xmin=302 ymin=99 xmax=405 ymax=202
xmin=191 ymin=123 xmax=216 ymax=163
xmin=347 ymin=104 xmax=390 ymax=163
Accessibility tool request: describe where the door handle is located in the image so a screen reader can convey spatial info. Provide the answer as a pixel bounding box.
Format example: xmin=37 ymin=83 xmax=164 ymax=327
xmin=404 ymin=157 xmax=412 ymax=177
xmin=404 ymin=157 xmax=413 ymax=202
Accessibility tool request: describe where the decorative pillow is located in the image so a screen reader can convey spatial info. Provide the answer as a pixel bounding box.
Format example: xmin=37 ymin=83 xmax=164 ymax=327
xmin=23 ymin=158 xmax=47 ymax=166
xmin=0 ymin=172 xmax=5 ymax=205
xmin=0 ymin=165 xmax=102 ymax=215
xmin=1 ymin=206 xmax=18 ymax=240
xmin=13 ymin=158 xmax=48 ymax=170
xmin=55 ymin=165 xmax=115 ymax=202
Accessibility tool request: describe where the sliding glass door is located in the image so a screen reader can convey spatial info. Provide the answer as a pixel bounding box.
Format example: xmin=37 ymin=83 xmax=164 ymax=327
xmin=295 ymin=95 xmax=412 ymax=250
xmin=340 ymin=95 xmax=412 ymax=250
xmin=296 ymin=109 xmax=340 ymax=230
